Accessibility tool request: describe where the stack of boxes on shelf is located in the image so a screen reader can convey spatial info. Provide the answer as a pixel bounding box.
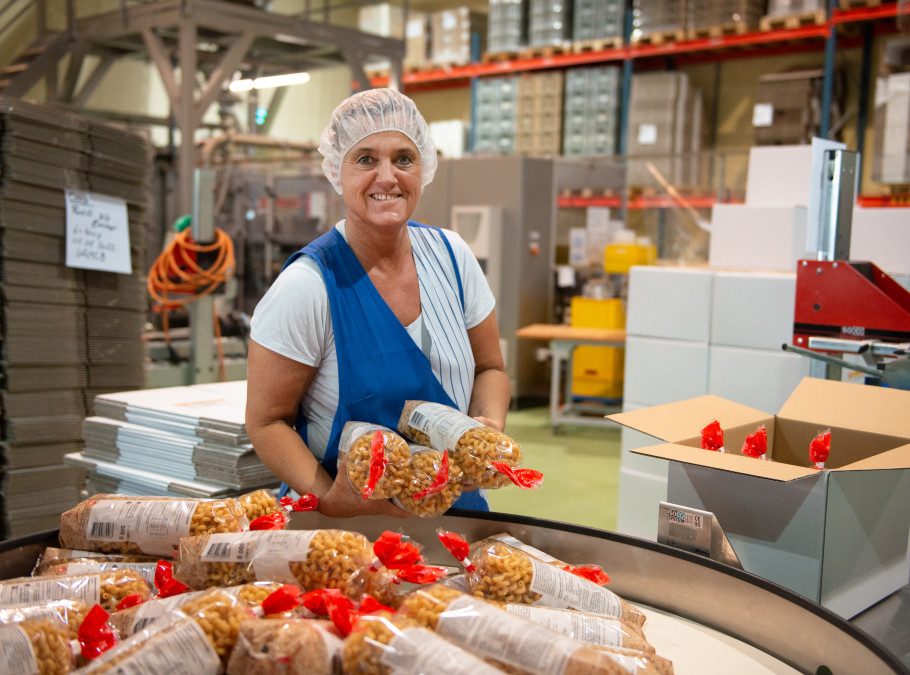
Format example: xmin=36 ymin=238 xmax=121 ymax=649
xmin=515 ymin=71 xmax=564 ymax=157
xmin=0 ymin=99 xmax=150 ymax=539
xmin=430 ymin=7 xmax=487 ymax=66
xmin=630 ymin=0 xmax=687 ymax=42
xmin=526 ymin=0 xmax=572 ymax=49
xmin=763 ymin=0 xmax=827 ymax=19
xmin=487 ymin=0 xmax=526 ymax=53
xmin=572 ymin=0 xmax=625 ymax=45
xmin=474 ymin=76 xmax=519 ymax=155
xmin=753 ymin=67 xmax=844 ymax=145
xmin=687 ymin=0 xmax=765 ymax=35
xmin=626 ymin=71 xmax=704 ymax=188
xmin=563 ymin=66 xmax=622 ymax=157
xmin=872 ymin=35 xmax=910 ymax=184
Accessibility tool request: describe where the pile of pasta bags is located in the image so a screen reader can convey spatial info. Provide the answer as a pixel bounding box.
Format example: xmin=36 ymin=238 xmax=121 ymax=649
xmin=0 ymin=490 xmax=673 ymax=675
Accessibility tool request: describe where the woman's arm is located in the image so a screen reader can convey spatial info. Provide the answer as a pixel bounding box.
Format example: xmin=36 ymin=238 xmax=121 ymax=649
xmin=466 ymin=310 xmax=511 ymax=431
xmin=245 ymin=339 xmax=411 ymax=518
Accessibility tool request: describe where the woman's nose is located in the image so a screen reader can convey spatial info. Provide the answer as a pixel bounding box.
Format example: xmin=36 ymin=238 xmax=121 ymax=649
xmin=375 ymin=158 xmax=396 ymax=183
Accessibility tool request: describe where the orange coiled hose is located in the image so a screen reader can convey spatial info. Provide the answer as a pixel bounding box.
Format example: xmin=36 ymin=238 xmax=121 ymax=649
xmin=147 ymin=227 xmax=236 ymax=380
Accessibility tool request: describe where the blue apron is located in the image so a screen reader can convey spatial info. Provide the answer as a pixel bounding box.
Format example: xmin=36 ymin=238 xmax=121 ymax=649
xmin=279 ymin=223 xmax=488 ymax=511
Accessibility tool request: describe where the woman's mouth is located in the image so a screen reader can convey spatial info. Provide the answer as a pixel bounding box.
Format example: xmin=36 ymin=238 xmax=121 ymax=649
xmin=371 ymin=193 xmax=400 ymax=201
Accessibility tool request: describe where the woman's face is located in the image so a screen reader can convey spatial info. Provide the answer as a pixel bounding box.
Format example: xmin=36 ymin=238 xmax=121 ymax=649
xmin=340 ymin=130 xmax=422 ymax=231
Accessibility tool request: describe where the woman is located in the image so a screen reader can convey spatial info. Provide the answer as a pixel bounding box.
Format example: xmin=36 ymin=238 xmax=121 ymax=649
xmin=245 ymin=88 xmax=510 ymax=518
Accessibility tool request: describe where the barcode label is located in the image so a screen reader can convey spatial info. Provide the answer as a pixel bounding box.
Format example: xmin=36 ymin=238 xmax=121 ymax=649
xmin=203 ymin=542 xmax=232 ymax=560
xmin=131 ymin=616 xmax=158 ymax=633
xmin=200 ymin=533 xmax=257 ymax=563
xmin=411 ymin=411 xmax=428 ymax=427
xmin=90 ymin=521 xmax=115 ymax=539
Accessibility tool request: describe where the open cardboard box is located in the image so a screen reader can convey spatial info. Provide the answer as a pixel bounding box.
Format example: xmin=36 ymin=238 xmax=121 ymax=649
xmin=608 ymin=377 xmax=910 ymax=619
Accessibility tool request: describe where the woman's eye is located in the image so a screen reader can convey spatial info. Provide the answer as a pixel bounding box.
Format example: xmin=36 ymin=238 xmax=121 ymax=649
xmin=397 ymin=155 xmax=414 ymax=166
xmin=356 ymin=155 xmax=373 ymax=165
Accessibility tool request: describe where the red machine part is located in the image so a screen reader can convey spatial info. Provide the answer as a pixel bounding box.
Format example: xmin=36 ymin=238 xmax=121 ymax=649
xmin=793 ymin=260 xmax=910 ymax=349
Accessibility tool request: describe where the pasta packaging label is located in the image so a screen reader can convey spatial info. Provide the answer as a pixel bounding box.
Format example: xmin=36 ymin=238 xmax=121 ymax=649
xmin=85 ymin=499 xmax=198 ymax=556
xmin=405 ymin=402 xmax=481 ymax=451
xmin=202 ymin=531 xmax=318 ymax=585
xmin=382 ymin=625 xmax=504 ymax=675
xmin=0 ymin=624 xmax=40 ymax=675
xmin=529 ymin=559 xmax=622 ymax=617
xmin=0 ymin=574 xmax=101 ymax=608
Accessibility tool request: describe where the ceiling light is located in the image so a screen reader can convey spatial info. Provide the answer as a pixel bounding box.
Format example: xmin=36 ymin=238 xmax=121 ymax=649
xmin=229 ymin=72 xmax=310 ymax=92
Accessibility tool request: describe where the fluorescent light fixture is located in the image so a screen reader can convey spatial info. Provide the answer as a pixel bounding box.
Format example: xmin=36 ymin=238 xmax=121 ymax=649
xmin=229 ymin=72 xmax=310 ymax=92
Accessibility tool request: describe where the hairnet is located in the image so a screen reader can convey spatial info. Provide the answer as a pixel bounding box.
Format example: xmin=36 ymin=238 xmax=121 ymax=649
xmin=318 ymin=88 xmax=438 ymax=195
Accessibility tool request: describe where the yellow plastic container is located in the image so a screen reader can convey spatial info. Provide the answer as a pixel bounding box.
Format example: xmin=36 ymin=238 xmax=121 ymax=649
xmin=570 ymin=297 xmax=625 ymax=400
xmin=604 ymin=243 xmax=656 ymax=275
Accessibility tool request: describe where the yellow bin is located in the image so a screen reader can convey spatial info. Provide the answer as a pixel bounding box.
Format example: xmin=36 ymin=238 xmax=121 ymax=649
xmin=570 ymin=296 xmax=625 ymax=400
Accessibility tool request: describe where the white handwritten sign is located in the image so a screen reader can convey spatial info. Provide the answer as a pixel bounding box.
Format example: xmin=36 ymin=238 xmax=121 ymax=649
xmin=64 ymin=189 xmax=132 ymax=274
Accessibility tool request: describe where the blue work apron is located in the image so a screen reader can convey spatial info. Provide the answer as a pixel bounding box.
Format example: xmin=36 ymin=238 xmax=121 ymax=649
xmin=279 ymin=223 xmax=488 ymax=511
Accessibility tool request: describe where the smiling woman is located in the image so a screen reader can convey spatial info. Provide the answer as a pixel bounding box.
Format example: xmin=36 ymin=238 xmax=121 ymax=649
xmin=244 ymin=88 xmax=513 ymax=520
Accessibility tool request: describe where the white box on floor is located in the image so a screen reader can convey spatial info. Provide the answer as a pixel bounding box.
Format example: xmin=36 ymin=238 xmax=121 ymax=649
xmin=617 ymin=400 xmax=669 ymax=541
xmin=623 ymin=336 xmax=709 ymax=406
xmin=745 ymin=145 xmax=814 ymax=207
xmin=711 ymin=271 xmax=796 ymax=350
xmin=708 ymin=344 xmax=811 ymax=413
xmin=626 ymin=266 xmax=714 ymax=341
xmin=709 ymin=204 xmax=809 ymax=271
xmin=850 ymin=206 xmax=910 ymax=276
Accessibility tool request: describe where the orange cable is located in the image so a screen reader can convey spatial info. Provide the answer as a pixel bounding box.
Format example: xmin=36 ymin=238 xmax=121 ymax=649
xmin=147 ymin=227 xmax=236 ymax=380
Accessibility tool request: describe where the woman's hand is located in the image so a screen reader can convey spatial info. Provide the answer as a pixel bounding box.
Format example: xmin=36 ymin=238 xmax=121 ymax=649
xmin=472 ymin=415 xmax=504 ymax=432
xmin=318 ymin=455 xmax=414 ymax=519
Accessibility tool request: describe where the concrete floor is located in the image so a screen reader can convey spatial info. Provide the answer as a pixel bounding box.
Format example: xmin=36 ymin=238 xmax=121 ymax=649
xmin=486 ymin=406 xmax=622 ymax=532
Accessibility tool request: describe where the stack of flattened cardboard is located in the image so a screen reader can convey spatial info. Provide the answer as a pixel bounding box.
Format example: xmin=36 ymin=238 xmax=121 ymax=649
xmin=0 ymin=98 xmax=150 ymax=539
xmin=66 ymin=381 xmax=278 ymax=498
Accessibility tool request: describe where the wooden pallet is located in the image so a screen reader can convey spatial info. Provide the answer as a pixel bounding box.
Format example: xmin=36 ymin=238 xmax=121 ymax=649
xmin=630 ymin=29 xmax=686 ymax=46
xmin=481 ymin=50 xmax=520 ymax=63
xmin=572 ymin=37 xmax=624 ymax=54
xmin=686 ymin=21 xmax=754 ymax=40
xmin=519 ymin=44 xmax=573 ymax=60
xmin=559 ymin=187 xmax=621 ymax=199
xmin=759 ymin=10 xmax=827 ymax=32
xmin=838 ymin=0 xmax=881 ymax=9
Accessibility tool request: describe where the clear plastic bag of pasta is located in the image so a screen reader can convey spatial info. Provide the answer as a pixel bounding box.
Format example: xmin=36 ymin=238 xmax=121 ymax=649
xmin=35 ymin=556 xmax=159 ymax=589
xmin=226 ymin=618 xmax=342 ymax=675
xmin=391 ymin=444 xmax=465 ymax=517
xmin=173 ymin=529 xmax=372 ymax=599
xmin=341 ymin=610 xmax=507 ymax=675
xmin=502 ymin=605 xmax=654 ymax=654
xmin=237 ymin=489 xmax=282 ymax=522
xmin=0 ymin=617 xmax=78 ymax=675
xmin=74 ymin=610 xmax=222 ymax=675
xmin=399 ymin=585 xmax=672 ymax=675
xmin=0 ymin=569 xmax=151 ymax=614
xmin=440 ymin=532 xmax=645 ymax=628
xmin=33 ymin=548 xmax=161 ymax=577
xmin=59 ymin=494 xmax=249 ymax=557
xmin=338 ymin=422 xmax=411 ymax=500
xmin=0 ymin=598 xmax=93 ymax=639
xmin=470 ymin=533 xmax=611 ymax=586
xmin=397 ymin=401 xmax=527 ymax=489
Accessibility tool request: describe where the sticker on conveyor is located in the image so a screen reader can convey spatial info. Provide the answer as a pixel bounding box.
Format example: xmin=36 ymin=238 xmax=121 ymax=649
xmin=0 ymin=624 xmax=40 ymax=675
xmin=666 ymin=507 xmax=705 ymax=529
xmin=408 ymin=402 xmax=481 ymax=451
xmin=0 ymin=574 xmax=101 ymax=608
xmin=529 ymin=560 xmax=622 ymax=618
xmin=383 ymin=626 xmax=505 ymax=674
xmin=505 ymin=604 xmax=624 ymax=648
xmin=86 ymin=499 xmax=198 ymax=556
xmin=437 ymin=595 xmax=579 ymax=674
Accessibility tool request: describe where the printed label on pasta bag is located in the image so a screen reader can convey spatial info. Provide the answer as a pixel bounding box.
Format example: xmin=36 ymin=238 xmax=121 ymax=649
xmin=505 ymin=605 xmax=624 ymax=648
xmin=436 ymin=595 xmax=580 ymax=674
xmin=383 ymin=626 xmax=503 ymax=675
xmin=492 ymin=534 xmax=558 ymax=563
xmin=250 ymin=531 xmax=318 ymax=585
xmin=0 ymin=625 xmax=40 ymax=675
xmin=408 ymin=402 xmax=481 ymax=451
xmin=0 ymin=574 xmax=101 ymax=608
xmin=529 ymin=560 xmax=622 ymax=617
xmin=104 ymin=618 xmax=220 ymax=674
xmin=201 ymin=532 xmax=261 ymax=563
xmin=126 ymin=590 xmax=207 ymax=634
xmin=86 ymin=499 xmax=198 ymax=556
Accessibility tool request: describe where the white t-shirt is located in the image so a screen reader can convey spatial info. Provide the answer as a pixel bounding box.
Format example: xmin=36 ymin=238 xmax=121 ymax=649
xmin=250 ymin=221 xmax=495 ymax=460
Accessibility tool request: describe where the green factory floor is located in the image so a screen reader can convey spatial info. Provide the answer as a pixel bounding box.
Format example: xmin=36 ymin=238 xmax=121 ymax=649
xmin=485 ymin=406 xmax=622 ymax=532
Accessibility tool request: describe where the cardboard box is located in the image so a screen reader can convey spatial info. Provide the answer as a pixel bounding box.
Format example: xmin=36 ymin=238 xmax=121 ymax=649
xmin=626 ymin=266 xmax=714 ymax=341
xmin=745 ymin=145 xmax=814 ymax=207
xmin=710 ymin=270 xmax=796 ymax=350
xmin=609 ymin=377 xmax=910 ymax=618
xmin=850 ymin=206 xmax=910 ymax=276
xmin=623 ymin=336 xmax=709 ymax=405
xmin=708 ymin=204 xmax=809 ymax=271
xmin=708 ymin=344 xmax=811 ymax=413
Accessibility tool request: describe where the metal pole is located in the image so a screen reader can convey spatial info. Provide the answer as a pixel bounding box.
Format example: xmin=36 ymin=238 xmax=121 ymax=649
xmin=819 ymin=0 xmax=837 ymax=139
xmin=190 ymin=168 xmax=218 ymax=384
xmin=856 ymin=21 xmax=874 ymax=189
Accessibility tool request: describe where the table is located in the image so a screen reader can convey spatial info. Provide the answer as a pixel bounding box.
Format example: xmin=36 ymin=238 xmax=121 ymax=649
xmin=516 ymin=323 xmax=627 ymax=431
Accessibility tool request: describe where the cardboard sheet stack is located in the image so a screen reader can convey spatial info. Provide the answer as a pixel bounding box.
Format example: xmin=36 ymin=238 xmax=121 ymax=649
xmin=66 ymin=380 xmax=278 ymax=498
xmin=0 ymin=98 xmax=150 ymax=539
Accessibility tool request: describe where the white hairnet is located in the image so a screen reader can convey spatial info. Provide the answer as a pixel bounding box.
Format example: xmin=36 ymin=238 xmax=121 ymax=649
xmin=318 ymin=88 xmax=438 ymax=195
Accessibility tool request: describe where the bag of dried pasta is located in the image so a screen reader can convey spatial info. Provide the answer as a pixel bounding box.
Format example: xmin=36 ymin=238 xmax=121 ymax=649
xmin=341 ymin=610 xmax=507 ymax=675
xmin=471 ymin=533 xmax=611 ymax=586
xmin=33 ymin=548 xmax=161 ymax=576
xmin=0 ymin=599 xmax=93 ymax=639
xmin=440 ymin=532 xmax=645 ymax=627
xmin=35 ymin=557 xmax=159 ymax=589
xmin=397 ymin=401 xmax=524 ymax=489
xmin=502 ymin=605 xmax=654 ymax=654
xmin=0 ymin=618 xmax=77 ymax=675
xmin=338 ymin=422 xmax=411 ymax=500
xmin=399 ymin=585 xmax=671 ymax=675
xmin=237 ymin=489 xmax=282 ymax=522
xmin=0 ymin=569 xmax=151 ymax=614
xmin=59 ymin=494 xmax=249 ymax=557
xmin=226 ymin=618 xmax=342 ymax=675
xmin=74 ymin=610 xmax=222 ymax=674
xmin=392 ymin=444 xmax=465 ymax=517
xmin=173 ymin=529 xmax=372 ymax=599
